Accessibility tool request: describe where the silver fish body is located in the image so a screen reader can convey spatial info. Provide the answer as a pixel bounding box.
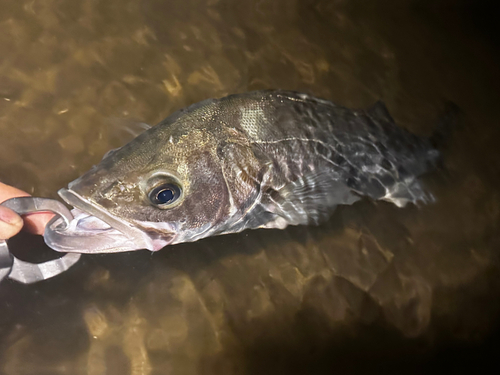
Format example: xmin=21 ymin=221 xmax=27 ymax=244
xmin=45 ymin=91 xmax=440 ymax=253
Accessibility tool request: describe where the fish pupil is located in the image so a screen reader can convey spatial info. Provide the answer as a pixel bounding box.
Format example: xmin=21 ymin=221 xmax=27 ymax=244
xmin=157 ymin=188 xmax=174 ymax=203
xmin=150 ymin=183 xmax=181 ymax=206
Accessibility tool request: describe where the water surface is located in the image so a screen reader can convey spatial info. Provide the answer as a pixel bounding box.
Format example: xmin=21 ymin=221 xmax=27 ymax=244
xmin=1 ymin=0 xmax=500 ymax=374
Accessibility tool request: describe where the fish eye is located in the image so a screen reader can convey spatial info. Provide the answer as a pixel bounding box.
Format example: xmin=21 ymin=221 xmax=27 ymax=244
xmin=149 ymin=183 xmax=182 ymax=207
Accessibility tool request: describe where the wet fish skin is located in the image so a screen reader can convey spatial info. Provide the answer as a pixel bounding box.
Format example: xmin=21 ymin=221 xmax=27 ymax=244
xmin=48 ymin=91 xmax=440 ymax=253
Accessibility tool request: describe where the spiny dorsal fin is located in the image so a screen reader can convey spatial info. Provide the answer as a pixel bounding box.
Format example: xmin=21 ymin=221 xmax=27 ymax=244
xmin=367 ymin=100 xmax=395 ymax=124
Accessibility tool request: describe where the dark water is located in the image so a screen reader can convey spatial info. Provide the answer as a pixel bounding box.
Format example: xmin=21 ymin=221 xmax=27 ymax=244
xmin=1 ymin=0 xmax=500 ymax=374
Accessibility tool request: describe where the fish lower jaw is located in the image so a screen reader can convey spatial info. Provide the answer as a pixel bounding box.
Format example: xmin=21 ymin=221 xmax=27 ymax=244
xmin=45 ymin=221 xmax=146 ymax=253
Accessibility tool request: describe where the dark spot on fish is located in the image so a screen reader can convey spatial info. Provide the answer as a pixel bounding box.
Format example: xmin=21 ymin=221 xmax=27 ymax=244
xmin=346 ymin=176 xmax=357 ymax=188
xmin=381 ymin=158 xmax=392 ymax=171
xmin=397 ymin=165 xmax=408 ymax=178
xmin=334 ymin=154 xmax=346 ymax=166
xmin=378 ymin=173 xmax=396 ymax=187
xmin=315 ymin=142 xmax=330 ymax=158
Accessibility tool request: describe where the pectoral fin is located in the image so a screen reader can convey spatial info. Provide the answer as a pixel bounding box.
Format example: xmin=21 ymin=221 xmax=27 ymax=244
xmin=261 ymin=171 xmax=360 ymax=227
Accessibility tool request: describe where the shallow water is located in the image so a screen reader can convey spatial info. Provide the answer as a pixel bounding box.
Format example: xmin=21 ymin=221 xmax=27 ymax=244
xmin=1 ymin=0 xmax=500 ymax=374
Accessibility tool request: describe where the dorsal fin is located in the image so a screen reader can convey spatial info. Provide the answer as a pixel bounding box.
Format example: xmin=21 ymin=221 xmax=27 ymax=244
xmin=367 ymin=101 xmax=395 ymax=123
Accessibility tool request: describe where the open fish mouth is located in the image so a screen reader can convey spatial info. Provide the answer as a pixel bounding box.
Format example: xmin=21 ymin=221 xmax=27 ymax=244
xmin=44 ymin=189 xmax=174 ymax=253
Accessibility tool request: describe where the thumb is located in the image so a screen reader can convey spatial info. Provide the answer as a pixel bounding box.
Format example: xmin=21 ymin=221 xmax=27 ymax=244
xmin=0 ymin=206 xmax=23 ymax=240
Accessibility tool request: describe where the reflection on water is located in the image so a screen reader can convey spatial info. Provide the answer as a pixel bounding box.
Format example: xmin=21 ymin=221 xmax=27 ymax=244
xmin=1 ymin=0 xmax=500 ymax=374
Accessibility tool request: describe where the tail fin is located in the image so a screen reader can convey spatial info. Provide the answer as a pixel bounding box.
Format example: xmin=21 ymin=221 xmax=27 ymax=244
xmin=429 ymin=102 xmax=462 ymax=149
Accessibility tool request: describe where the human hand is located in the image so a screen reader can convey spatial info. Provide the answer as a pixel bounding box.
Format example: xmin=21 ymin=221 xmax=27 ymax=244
xmin=0 ymin=182 xmax=54 ymax=240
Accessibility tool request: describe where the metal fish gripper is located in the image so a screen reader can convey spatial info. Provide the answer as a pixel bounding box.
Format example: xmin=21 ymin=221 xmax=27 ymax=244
xmin=0 ymin=197 xmax=81 ymax=284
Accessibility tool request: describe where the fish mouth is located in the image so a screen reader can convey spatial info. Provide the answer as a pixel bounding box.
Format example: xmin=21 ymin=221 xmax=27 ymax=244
xmin=44 ymin=189 xmax=175 ymax=253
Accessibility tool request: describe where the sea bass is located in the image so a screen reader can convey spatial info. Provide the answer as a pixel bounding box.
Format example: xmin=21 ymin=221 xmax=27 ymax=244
xmin=45 ymin=91 xmax=443 ymax=253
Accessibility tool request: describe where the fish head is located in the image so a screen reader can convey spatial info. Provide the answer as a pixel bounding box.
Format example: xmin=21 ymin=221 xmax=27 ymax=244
xmin=45 ymin=116 xmax=241 ymax=253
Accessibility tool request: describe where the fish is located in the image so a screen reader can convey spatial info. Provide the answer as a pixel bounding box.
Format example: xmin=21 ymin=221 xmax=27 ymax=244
xmin=44 ymin=90 xmax=446 ymax=254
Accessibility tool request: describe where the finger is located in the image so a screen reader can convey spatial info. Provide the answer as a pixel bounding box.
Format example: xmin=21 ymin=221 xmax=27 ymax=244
xmin=23 ymin=213 xmax=55 ymax=235
xmin=0 ymin=182 xmax=55 ymax=235
xmin=0 ymin=206 xmax=23 ymax=240
xmin=0 ymin=182 xmax=31 ymax=200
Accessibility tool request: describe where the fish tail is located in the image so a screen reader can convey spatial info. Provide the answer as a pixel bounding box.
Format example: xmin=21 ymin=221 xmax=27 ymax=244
xmin=429 ymin=101 xmax=462 ymax=149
